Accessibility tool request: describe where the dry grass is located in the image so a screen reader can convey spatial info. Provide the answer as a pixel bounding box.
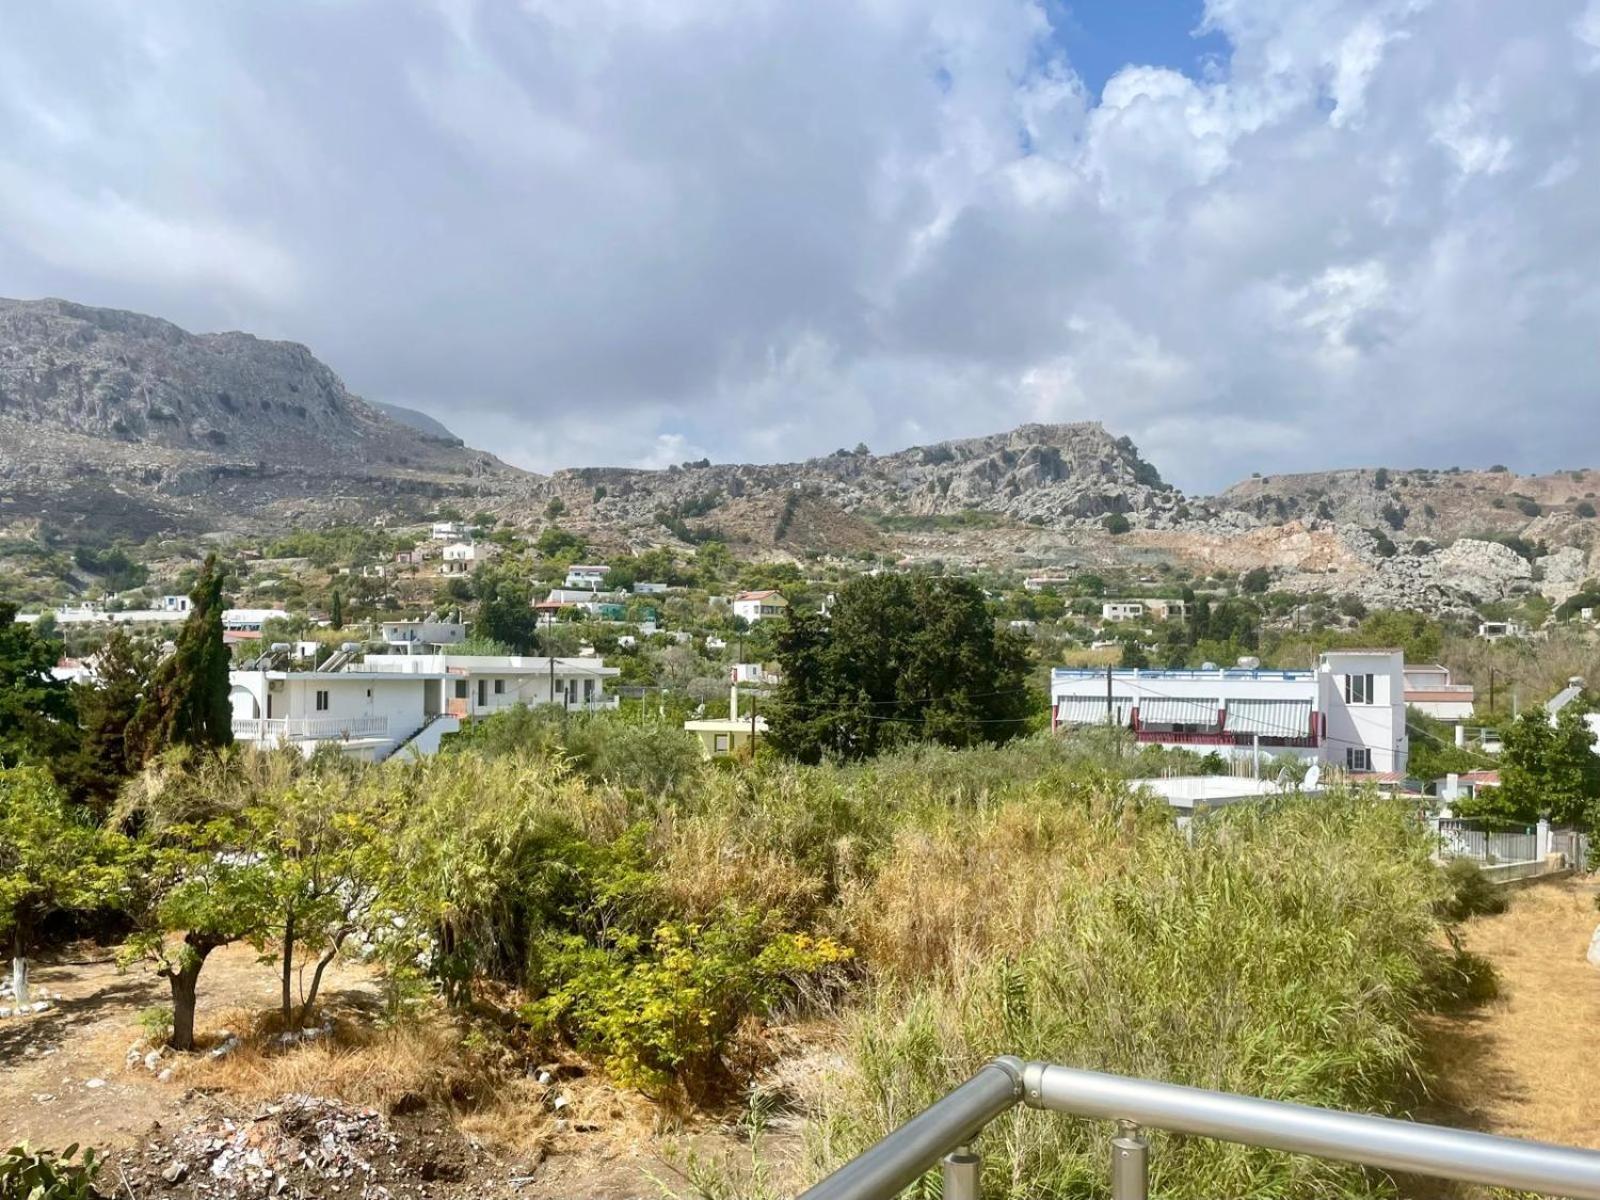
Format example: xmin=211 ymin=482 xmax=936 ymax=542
xmin=1425 ymin=876 xmax=1600 ymax=1148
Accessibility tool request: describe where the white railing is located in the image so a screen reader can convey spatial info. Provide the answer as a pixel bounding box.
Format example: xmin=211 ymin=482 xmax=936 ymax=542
xmin=232 ymin=716 xmax=390 ymax=741
xmin=798 ymin=1058 xmax=1600 ymax=1200
xmin=1436 ymin=821 xmax=1538 ymax=864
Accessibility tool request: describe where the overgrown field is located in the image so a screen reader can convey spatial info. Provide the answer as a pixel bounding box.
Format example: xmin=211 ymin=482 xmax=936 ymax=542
xmin=5 ymin=727 xmax=1484 ymax=1198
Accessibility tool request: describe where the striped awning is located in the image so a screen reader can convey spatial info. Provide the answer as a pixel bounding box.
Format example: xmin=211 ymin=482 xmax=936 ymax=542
xmin=1057 ymin=695 xmax=1135 ymax=726
xmin=1225 ymin=698 xmax=1312 ymax=737
xmin=1138 ymin=696 xmax=1221 ymax=726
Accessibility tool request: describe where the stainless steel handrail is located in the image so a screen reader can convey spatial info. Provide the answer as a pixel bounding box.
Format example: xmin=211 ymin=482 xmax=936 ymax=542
xmin=797 ymin=1058 xmax=1600 ymax=1200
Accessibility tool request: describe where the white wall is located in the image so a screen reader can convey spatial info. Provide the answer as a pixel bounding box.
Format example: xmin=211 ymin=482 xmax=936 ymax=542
xmin=1319 ymin=652 xmax=1408 ymax=773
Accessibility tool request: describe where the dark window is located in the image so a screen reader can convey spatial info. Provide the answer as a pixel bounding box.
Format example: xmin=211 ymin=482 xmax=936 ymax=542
xmin=315 ymin=689 xmax=330 ymax=712
xmin=455 ymin=680 xmax=468 ymax=699
xmin=1344 ymin=673 xmax=1374 ymax=704
xmin=1346 ymin=747 xmax=1372 ymax=771
xmin=477 ymin=680 xmax=487 ymax=706
xmin=494 ymin=679 xmax=505 ymax=695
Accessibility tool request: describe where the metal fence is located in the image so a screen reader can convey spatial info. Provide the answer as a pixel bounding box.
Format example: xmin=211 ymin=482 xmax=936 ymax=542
xmin=1551 ymin=829 xmax=1592 ymax=869
xmin=1435 ymin=821 xmax=1538 ymax=864
xmin=797 ymin=1058 xmax=1600 ymax=1200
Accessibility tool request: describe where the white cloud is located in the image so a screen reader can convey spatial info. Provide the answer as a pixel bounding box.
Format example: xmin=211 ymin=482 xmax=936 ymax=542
xmin=0 ymin=0 xmax=1596 ymax=489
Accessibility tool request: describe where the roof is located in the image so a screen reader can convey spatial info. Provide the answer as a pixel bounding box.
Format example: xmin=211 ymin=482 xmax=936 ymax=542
xmin=735 ymin=590 xmax=786 ymax=601
xmin=1321 ymin=647 xmax=1403 ymax=655
xmin=1404 ymin=689 xmax=1475 ymax=702
xmin=684 ymin=717 xmax=770 ymax=732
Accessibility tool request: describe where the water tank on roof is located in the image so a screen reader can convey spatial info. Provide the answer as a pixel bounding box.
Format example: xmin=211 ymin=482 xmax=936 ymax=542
xmin=1200 ymin=661 xmax=1218 ymax=671
xmin=1237 ymin=656 xmax=1261 ymax=669
xmin=270 ymin=643 xmax=291 ymax=653
xmin=342 ymin=642 xmax=361 ymax=652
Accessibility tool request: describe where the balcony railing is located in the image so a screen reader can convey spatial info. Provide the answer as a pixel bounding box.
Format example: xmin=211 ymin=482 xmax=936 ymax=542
xmin=1133 ymin=729 xmax=1319 ymax=748
xmin=797 ymin=1058 xmax=1600 ymax=1200
xmin=232 ymin=716 xmax=389 ymax=741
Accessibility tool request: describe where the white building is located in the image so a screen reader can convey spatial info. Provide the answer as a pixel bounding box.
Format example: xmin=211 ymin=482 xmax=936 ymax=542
xmin=158 ymin=595 xmax=192 ymax=614
xmin=732 ymin=590 xmax=788 ymax=623
xmin=632 ymin=581 xmax=669 ymax=595
xmin=1403 ymin=664 xmax=1476 ymax=721
xmin=381 ymin=619 xmax=468 ymax=653
xmin=1051 ymin=650 xmax=1409 ymax=775
xmin=353 ymin=653 xmax=620 ymax=718
xmin=229 ymin=652 xmax=620 ymax=761
xmin=431 ymin=521 xmax=469 ymax=541
xmin=439 ymin=542 xmax=493 ymax=575
xmin=685 ymin=680 xmax=768 ymax=758
xmin=565 ymin=564 xmax=611 ymax=590
xmin=1101 ymin=598 xmax=1189 ymax=623
xmin=541 ymin=588 xmax=630 ymax=615
xmin=229 ymin=669 xmax=440 ymax=762
xmin=1478 ymin=620 xmax=1528 ymax=641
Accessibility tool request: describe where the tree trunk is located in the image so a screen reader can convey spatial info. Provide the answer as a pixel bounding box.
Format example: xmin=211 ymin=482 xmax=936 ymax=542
xmin=281 ymin=911 xmax=296 ymax=1027
xmin=168 ymin=959 xmax=204 ymax=1051
xmin=299 ymin=938 xmax=342 ymax=1027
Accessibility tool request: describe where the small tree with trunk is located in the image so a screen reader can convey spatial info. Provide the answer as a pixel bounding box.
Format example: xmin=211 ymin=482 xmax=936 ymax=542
xmin=252 ymin=768 xmax=389 ymax=1028
xmin=329 ymin=590 xmax=344 ymax=631
xmin=0 ymin=766 xmax=128 ymax=1007
xmin=126 ymin=810 xmax=273 ymax=1050
xmin=67 ymin=629 xmax=157 ymax=816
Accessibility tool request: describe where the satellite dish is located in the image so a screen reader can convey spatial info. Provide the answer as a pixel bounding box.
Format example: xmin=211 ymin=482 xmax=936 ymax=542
xmin=1303 ymin=763 xmax=1321 ymax=790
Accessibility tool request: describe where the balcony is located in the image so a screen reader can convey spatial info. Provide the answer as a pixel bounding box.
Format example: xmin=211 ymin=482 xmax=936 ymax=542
xmin=1134 ymin=729 xmax=1319 ymax=749
xmin=232 ymin=716 xmax=390 ymax=741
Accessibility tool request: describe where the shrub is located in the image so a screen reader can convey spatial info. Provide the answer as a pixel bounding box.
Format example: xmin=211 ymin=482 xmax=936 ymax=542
xmin=813 ymin=795 xmax=1447 ymax=1200
xmin=1577 ymin=501 xmax=1596 ymax=519
xmin=524 ymin=915 xmax=850 ymax=1098
xmin=1516 ymin=498 xmax=1542 ymax=518
xmin=0 ymin=1144 xmax=103 ymax=1200
xmin=1103 ymin=513 xmax=1131 ymax=536
xmin=1434 ymin=858 xmax=1509 ymax=923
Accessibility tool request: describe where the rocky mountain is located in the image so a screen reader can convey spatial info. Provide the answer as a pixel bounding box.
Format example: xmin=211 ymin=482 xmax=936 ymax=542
xmin=372 ymin=402 xmax=462 ymax=444
xmin=1 ymin=297 xmax=1595 ymax=621
xmin=0 ymin=298 xmax=527 ymax=539
xmin=542 ymin=422 xmax=1197 ymax=551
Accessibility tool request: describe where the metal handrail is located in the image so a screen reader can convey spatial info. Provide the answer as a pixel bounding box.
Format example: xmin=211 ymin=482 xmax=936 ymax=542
xmin=797 ymin=1058 xmax=1600 ymax=1200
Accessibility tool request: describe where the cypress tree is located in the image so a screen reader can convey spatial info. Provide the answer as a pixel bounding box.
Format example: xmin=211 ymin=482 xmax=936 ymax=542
xmin=330 ymin=589 xmax=344 ymax=630
xmin=129 ymin=555 xmax=234 ymax=759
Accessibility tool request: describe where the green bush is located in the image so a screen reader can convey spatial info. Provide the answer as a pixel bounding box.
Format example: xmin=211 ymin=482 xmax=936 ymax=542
xmin=0 ymin=1143 xmax=103 ymax=1200
xmin=524 ymin=914 xmax=850 ymax=1098
xmin=1435 ymin=858 xmax=1508 ymax=923
xmin=813 ymin=795 xmax=1448 ymax=1200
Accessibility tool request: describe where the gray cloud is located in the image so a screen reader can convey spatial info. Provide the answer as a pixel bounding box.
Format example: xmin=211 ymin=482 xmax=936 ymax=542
xmin=0 ymin=0 xmax=1596 ymax=490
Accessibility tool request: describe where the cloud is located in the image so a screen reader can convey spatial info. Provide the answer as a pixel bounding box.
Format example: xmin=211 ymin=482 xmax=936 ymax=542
xmin=0 ymin=0 xmax=1596 ymax=489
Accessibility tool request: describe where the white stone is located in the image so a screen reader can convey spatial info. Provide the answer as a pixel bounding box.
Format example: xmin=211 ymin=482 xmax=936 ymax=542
xmin=1588 ymin=924 xmax=1600 ymax=970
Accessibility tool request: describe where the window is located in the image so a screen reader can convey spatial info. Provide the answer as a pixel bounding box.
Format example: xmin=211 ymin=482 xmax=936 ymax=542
xmin=583 ymin=679 xmax=594 ymax=702
xmin=477 ymin=680 xmax=488 ymax=706
xmin=1346 ymin=747 xmax=1372 ymax=771
xmin=494 ymin=679 xmax=505 ymax=695
xmin=455 ymin=680 xmax=468 ymax=699
xmin=315 ymin=689 xmax=330 ymax=712
xmin=714 ymin=733 xmax=730 ymax=753
xmin=1344 ymin=673 xmax=1374 ymax=704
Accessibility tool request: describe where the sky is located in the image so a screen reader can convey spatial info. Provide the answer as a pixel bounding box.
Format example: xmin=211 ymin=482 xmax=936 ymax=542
xmin=1 ymin=0 xmax=1598 ymax=492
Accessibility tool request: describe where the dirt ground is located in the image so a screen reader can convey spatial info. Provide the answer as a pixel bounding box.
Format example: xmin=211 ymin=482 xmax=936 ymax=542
xmin=0 ymin=942 xmax=792 ymax=1199
xmin=1422 ymin=874 xmax=1600 ymax=1149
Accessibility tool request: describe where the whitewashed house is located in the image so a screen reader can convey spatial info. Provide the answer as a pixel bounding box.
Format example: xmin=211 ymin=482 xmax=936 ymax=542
xmin=1403 ymin=664 xmax=1475 ymax=721
xmin=1101 ymin=601 xmax=1145 ymax=622
xmin=431 ymin=521 xmax=469 ymax=541
xmin=381 ymin=619 xmax=468 ymax=653
xmin=1051 ymin=650 xmax=1409 ymax=775
xmin=565 ymin=564 xmax=611 ymax=590
xmin=732 ymin=590 xmax=788 ymax=623
xmin=632 ymin=581 xmax=670 ymax=595
xmin=353 ymin=653 xmax=620 ymax=718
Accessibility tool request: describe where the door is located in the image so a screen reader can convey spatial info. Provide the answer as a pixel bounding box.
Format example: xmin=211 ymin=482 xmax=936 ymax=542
xmin=477 ymin=679 xmax=487 ymax=708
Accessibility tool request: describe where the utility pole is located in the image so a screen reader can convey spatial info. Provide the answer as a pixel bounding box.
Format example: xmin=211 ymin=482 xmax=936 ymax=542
xmin=750 ymin=693 xmax=758 ymax=759
xmin=1105 ymin=663 xmax=1113 ymax=726
xmin=1488 ymin=667 xmax=1496 ymax=717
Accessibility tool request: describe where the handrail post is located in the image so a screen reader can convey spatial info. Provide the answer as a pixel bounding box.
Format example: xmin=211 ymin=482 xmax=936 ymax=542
xmin=1111 ymin=1121 xmax=1148 ymax=1200
xmin=942 ymin=1143 xmax=981 ymax=1200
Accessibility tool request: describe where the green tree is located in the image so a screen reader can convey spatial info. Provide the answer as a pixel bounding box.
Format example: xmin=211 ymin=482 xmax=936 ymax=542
xmin=1103 ymin=513 xmax=1131 ymax=535
xmin=329 ymin=589 xmax=344 ymax=630
xmin=0 ymin=766 xmax=128 ymax=1006
xmin=1241 ymin=567 xmax=1271 ymax=594
xmin=127 ymin=555 xmax=234 ymax=760
xmin=768 ymin=576 xmax=1034 ymax=762
xmin=1461 ymin=705 xmax=1600 ymax=827
xmin=0 ymin=602 xmax=76 ymax=769
xmin=68 ymin=629 xmax=157 ymax=814
xmin=473 ymin=575 xmax=539 ymax=652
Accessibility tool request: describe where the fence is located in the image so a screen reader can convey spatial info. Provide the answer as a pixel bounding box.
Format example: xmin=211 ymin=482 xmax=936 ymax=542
xmin=1550 ymin=829 xmax=1591 ymax=869
xmin=1434 ymin=819 xmax=1537 ymax=865
xmin=797 ymin=1058 xmax=1600 ymax=1200
xmin=230 ymin=716 xmax=390 ymax=741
